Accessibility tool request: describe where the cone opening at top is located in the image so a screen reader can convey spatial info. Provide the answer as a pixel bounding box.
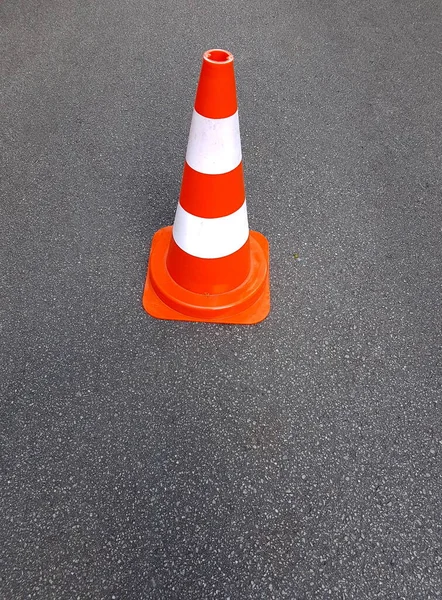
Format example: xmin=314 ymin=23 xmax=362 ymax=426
xmin=204 ymin=49 xmax=233 ymax=64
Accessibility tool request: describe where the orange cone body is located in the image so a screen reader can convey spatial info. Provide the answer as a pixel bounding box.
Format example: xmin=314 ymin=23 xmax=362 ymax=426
xmin=142 ymin=49 xmax=270 ymax=324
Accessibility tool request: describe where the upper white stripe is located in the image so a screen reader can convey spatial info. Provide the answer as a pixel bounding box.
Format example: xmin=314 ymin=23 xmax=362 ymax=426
xmin=185 ymin=110 xmax=242 ymax=175
xmin=172 ymin=201 xmax=249 ymax=259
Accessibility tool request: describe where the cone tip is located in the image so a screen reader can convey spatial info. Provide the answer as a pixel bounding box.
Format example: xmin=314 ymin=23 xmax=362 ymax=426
xmin=203 ymin=49 xmax=234 ymax=65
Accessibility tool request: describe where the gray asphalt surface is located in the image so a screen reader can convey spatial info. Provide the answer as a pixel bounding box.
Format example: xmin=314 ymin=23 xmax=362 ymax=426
xmin=1 ymin=0 xmax=441 ymax=598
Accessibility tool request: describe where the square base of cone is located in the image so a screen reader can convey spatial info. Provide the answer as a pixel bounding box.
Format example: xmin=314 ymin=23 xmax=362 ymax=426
xmin=142 ymin=229 xmax=270 ymax=325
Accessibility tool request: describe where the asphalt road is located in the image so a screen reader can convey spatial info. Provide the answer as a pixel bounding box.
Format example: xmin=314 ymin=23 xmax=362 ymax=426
xmin=1 ymin=0 xmax=441 ymax=598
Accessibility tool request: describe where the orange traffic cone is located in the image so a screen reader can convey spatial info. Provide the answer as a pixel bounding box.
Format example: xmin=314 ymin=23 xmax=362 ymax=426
xmin=142 ymin=49 xmax=270 ymax=324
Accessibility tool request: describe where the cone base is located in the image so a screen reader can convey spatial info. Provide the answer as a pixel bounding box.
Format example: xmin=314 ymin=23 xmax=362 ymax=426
xmin=142 ymin=227 xmax=270 ymax=324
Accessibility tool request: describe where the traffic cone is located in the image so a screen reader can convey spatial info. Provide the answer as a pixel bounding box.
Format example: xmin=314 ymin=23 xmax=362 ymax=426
xmin=142 ymin=49 xmax=270 ymax=324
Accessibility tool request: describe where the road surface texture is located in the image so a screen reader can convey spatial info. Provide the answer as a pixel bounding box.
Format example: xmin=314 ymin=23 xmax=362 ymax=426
xmin=1 ymin=0 xmax=441 ymax=598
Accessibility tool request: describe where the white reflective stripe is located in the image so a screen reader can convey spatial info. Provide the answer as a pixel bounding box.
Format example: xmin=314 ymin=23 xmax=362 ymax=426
xmin=172 ymin=201 xmax=249 ymax=259
xmin=185 ymin=110 xmax=242 ymax=175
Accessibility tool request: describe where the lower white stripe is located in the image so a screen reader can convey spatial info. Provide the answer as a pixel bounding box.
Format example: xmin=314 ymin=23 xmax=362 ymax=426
xmin=185 ymin=110 xmax=242 ymax=175
xmin=172 ymin=201 xmax=249 ymax=259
